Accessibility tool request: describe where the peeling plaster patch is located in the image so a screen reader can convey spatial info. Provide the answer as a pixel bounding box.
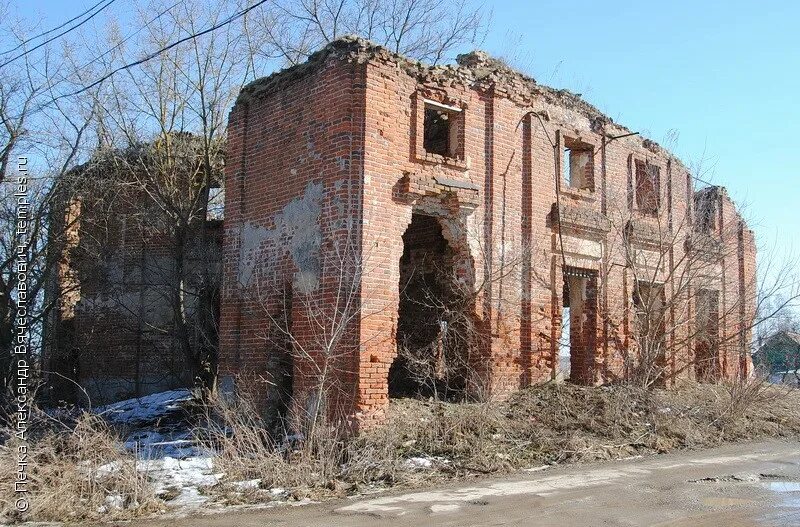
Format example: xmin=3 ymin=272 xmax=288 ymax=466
xmin=238 ymin=222 xmax=269 ymax=287
xmin=282 ymin=181 xmax=323 ymax=293
xmin=237 ymin=181 xmax=323 ymax=293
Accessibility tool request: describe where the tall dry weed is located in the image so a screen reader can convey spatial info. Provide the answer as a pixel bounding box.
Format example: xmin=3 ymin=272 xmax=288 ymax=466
xmin=0 ymin=411 xmax=157 ymax=523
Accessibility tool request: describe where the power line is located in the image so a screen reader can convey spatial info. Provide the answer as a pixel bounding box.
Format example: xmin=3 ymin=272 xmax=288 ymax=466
xmin=47 ymin=0 xmax=269 ymax=106
xmin=76 ymin=0 xmax=182 ymax=72
xmin=0 ymin=0 xmax=110 ymax=56
xmin=0 ymin=0 xmax=119 ymax=69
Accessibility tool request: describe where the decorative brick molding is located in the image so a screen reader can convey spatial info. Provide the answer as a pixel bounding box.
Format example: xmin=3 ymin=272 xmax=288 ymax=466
xmin=213 ymin=37 xmax=757 ymax=426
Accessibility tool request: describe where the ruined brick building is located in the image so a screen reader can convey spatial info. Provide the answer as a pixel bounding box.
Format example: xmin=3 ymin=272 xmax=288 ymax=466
xmin=44 ymin=140 xmax=224 ymax=404
xmin=219 ymin=37 xmax=757 ymax=425
xmin=44 ymin=38 xmax=757 ymax=420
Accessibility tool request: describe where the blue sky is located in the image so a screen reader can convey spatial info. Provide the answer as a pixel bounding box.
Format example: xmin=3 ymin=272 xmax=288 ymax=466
xmin=22 ymin=0 xmax=800 ymax=268
xmin=479 ymin=0 xmax=798 ymax=270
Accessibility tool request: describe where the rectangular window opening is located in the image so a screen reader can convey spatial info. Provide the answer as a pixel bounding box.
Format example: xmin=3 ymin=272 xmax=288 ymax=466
xmin=206 ymin=186 xmax=224 ymax=221
xmin=635 ymin=160 xmax=660 ymax=215
xmin=633 ymin=280 xmax=667 ymax=381
xmin=560 ymin=282 xmax=572 ymax=380
xmin=695 ymin=289 xmax=720 ymax=381
xmin=694 ymin=191 xmax=717 ymax=234
xmin=562 ymin=267 xmax=598 ymax=384
xmin=563 ymin=137 xmax=594 ymax=191
xmin=423 ymin=101 xmax=462 ymax=158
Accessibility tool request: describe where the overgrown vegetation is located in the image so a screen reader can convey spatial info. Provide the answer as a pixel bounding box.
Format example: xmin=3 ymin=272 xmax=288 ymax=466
xmin=0 ymin=412 xmax=158 ymax=523
xmin=202 ymin=379 xmax=800 ymax=505
xmin=2 ymin=378 xmax=798 ymax=523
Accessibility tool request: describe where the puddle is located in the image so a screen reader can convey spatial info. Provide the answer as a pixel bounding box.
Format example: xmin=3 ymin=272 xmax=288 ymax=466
xmin=764 ymin=481 xmax=800 ymax=509
xmin=765 ymin=481 xmax=800 ymax=493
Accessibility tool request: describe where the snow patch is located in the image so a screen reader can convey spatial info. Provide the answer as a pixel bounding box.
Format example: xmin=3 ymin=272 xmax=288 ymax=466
xmin=95 ymin=389 xmax=193 ymax=426
xmin=404 ymin=456 xmax=450 ymax=470
xmin=141 ymin=456 xmax=222 ymax=508
xmin=405 ymin=457 xmax=433 ymax=469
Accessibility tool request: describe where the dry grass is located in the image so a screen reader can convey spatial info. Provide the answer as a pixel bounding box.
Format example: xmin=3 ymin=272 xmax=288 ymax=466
xmin=197 ymin=391 xmax=358 ymax=503
xmin=3 ymin=378 xmax=798 ymax=521
xmin=203 ymin=378 xmax=800 ymax=506
xmin=0 ymin=412 xmax=159 ymax=523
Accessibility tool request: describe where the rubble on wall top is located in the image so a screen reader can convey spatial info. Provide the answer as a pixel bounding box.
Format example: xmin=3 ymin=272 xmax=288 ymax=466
xmin=237 ymin=35 xmax=675 ymax=158
xmin=239 ymin=37 xmax=606 ymax=120
xmin=695 ymin=185 xmax=725 ymax=199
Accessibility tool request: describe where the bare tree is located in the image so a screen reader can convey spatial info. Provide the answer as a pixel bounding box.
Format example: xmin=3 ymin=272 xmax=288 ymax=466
xmin=593 ymin=147 xmax=800 ymax=389
xmin=62 ymin=0 xmax=259 ymax=396
xmin=0 ymin=5 xmax=98 ymax=404
xmin=252 ymin=0 xmax=488 ymax=66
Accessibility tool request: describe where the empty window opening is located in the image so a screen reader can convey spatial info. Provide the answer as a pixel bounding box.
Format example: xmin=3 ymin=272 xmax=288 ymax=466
xmin=391 ymin=213 xmax=468 ymax=400
xmin=559 ymin=300 xmax=571 ymax=380
xmin=562 ymin=138 xmax=595 ymax=190
xmin=694 ymin=191 xmax=717 ymax=234
xmin=633 ymin=281 xmax=667 ymax=383
xmin=561 ymin=267 xmax=598 ymax=384
xmin=634 ymin=160 xmax=661 ymax=215
xmin=423 ymin=101 xmax=462 ymax=158
xmin=206 ymin=186 xmax=224 ymax=222
xmin=695 ymin=289 xmax=720 ymax=382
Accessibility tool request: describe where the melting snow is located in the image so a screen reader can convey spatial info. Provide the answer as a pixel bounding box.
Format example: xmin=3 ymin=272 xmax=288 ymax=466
xmin=405 ymin=457 xmax=434 ymax=469
xmin=86 ymin=389 xmax=294 ymax=515
xmin=95 ymin=389 xmax=193 ymax=426
xmin=141 ymin=456 xmax=222 ymax=508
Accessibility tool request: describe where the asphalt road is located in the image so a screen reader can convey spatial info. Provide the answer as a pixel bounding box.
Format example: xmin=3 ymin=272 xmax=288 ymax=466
xmin=131 ymin=440 xmax=800 ymax=527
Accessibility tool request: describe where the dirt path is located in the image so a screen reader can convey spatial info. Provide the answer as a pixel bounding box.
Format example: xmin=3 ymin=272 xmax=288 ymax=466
xmin=129 ymin=440 xmax=800 ymax=527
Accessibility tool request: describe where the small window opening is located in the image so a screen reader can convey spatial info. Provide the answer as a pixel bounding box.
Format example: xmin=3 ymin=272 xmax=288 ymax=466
xmin=635 ymin=160 xmax=660 ymax=215
xmin=206 ymin=186 xmax=224 ymax=221
xmin=563 ymin=138 xmax=594 ymax=190
xmin=423 ymin=102 xmax=461 ymax=158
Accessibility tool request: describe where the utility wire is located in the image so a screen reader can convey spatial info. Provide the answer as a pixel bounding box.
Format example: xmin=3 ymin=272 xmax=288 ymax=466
xmin=76 ymin=0 xmax=182 ymax=72
xmin=46 ymin=0 xmax=269 ymax=106
xmin=0 ymin=0 xmax=119 ymax=69
xmin=0 ymin=0 xmax=110 ymax=55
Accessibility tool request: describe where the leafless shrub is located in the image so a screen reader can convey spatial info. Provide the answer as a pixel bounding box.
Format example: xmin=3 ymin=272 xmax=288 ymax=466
xmin=199 ymin=388 xmax=351 ymax=492
xmin=711 ymin=371 xmax=786 ymax=434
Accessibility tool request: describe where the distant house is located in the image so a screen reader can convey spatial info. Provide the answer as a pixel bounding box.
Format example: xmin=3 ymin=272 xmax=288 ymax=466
xmin=753 ymin=331 xmax=800 ymax=382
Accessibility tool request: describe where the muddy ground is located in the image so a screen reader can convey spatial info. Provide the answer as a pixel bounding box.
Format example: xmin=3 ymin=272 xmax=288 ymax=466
xmin=127 ymin=439 xmax=800 ymax=527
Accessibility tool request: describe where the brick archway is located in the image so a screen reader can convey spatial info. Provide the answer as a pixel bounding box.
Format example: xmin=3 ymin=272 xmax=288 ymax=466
xmin=390 ymin=212 xmax=476 ymax=400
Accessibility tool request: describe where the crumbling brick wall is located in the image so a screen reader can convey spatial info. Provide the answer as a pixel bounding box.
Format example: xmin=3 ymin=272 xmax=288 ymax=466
xmin=44 ymin=152 xmax=223 ymax=405
xmin=219 ymin=44 xmax=369 ymax=424
xmin=220 ymin=37 xmax=756 ymax=425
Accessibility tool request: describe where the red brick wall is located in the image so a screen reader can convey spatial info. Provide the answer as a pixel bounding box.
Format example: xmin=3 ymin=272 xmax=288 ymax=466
xmin=220 ymin=48 xmax=368 ymax=423
xmin=220 ymin=39 xmax=757 ymax=426
xmin=46 ymin=180 xmax=222 ymax=405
